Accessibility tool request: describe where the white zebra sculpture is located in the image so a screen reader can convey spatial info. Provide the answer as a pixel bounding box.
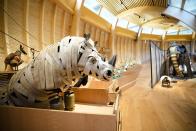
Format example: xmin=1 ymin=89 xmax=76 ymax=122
xmin=0 ymin=34 xmax=116 ymax=108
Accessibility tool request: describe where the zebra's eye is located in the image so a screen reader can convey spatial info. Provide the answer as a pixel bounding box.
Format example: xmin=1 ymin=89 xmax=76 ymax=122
xmin=90 ymin=57 xmax=97 ymax=64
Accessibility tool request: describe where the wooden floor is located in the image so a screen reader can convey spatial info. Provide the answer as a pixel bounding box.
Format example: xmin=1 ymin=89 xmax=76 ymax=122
xmin=119 ymin=63 xmax=196 ymax=131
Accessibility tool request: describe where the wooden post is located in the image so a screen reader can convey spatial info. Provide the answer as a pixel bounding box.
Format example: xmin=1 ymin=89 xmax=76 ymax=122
xmin=149 ymin=41 xmax=153 ymax=88
xmin=192 ymin=32 xmax=196 ymax=53
xmin=52 ymin=4 xmax=57 ymax=43
xmin=3 ymin=0 xmax=8 ymax=54
xmin=40 ymin=0 xmax=45 ymax=48
xmin=24 ymin=0 xmax=30 ymax=55
xmin=61 ymin=11 xmax=66 ymax=37
xmin=109 ymin=18 xmax=118 ymax=57
xmin=70 ymin=0 xmax=84 ymax=36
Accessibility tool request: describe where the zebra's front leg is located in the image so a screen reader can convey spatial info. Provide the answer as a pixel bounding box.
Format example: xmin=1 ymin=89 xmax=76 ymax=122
xmin=47 ymin=89 xmax=64 ymax=110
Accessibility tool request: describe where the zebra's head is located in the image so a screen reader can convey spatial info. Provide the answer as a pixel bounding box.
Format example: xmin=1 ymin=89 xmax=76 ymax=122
xmin=77 ymin=34 xmax=116 ymax=81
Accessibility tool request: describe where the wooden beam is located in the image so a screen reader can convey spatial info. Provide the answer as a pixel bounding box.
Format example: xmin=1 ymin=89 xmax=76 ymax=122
xmin=3 ymin=0 xmax=8 ymax=54
xmin=98 ymin=5 xmax=103 ymax=15
xmin=181 ymin=0 xmax=186 ymax=9
xmin=126 ymin=22 xmax=129 ymax=29
xmin=165 ymin=34 xmax=192 ymax=41
xmin=40 ymin=0 xmax=45 ymax=48
xmin=130 ymin=39 xmax=133 ymax=60
xmin=25 ymin=0 xmax=30 ymax=55
xmin=114 ymin=27 xmax=137 ymax=39
xmin=52 ymin=4 xmax=57 ymax=43
xmin=192 ymin=32 xmax=196 ymax=53
xmin=80 ymin=7 xmax=112 ymax=32
xmin=192 ymin=32 xmax=196 ymax=40
xmin=141 ymin=17 xmax=163 ymax=27
xmin=117 ymin=6 xmax=165 ymax=18
xmin=137 ymin=26 xmax=143 ymax=39
xmin=49 ymin=0 xmax=74 ymax=14
xmin=163 ymin=6 xmax=196 ymax=32
xmin=140 ymin=34 xmax=162 ymax=41
xmin=61 ymin=11 xmax=66 ymax=37
xmin=70 ymin=0 xmax=84 ymax=36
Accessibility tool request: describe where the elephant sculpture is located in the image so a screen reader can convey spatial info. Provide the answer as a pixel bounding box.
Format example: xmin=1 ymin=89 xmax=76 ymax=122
xmin=162 ymin=44 xmax=193 ymax=78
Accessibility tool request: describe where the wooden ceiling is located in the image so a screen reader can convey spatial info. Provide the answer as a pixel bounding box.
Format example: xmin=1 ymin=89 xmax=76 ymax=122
xmin=96 ymin=0 xmax=168 ymax=15
xmin=96 ymin=0 xmax=188 ymax=30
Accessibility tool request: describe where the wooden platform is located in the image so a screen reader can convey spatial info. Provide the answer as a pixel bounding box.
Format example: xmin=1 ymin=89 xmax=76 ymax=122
xmin=0 ymin=87 xmax=120 ymax=131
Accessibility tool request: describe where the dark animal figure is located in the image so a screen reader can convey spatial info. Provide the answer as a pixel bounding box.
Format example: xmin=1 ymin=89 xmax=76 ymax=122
xmin=161 ymin=44 xmax=193 ymax=78
xmin=4 ymin=45 xmax=27 ymax=71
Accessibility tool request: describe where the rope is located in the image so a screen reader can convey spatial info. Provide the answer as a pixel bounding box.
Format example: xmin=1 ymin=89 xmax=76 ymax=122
xmin=0 ymin=6 xmax=48 ymax=46
xmin=0 ymin=30 xmax=40 ymax=52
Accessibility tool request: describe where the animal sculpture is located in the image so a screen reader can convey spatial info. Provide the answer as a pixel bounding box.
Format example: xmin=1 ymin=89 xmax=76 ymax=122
xmin=4 ymin=45 xmax=27 ymax=71
xmin=161 ymin=76 xmax=171 ymax=87
xmin=0 ymin=34 xmax=116 ymax=108
xmin=162 ymin=43 xmax=193 ymax=78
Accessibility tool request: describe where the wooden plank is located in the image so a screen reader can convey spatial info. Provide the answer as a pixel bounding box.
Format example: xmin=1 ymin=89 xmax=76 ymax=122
xmin=52 ymin=4 xmax=57 ymax=43
xmin=3 ymin=0 xmax=8 ymax=54
xmin=72 ymin=88 xmax=109 ymax=105
xmin=0 ymin=106 xmax=117 ymax=131
xmin=61 ymin=11 xmax=66 ymax=37
xmin=0 ymin=71 xmax=16 ymax=74
xmin=24 ymin=0 xmax=30 ymax=55
xmin=87 ymin=78 xmax=113 ymax=89
xmin=40 ymin=0 xmax=45 ymax=48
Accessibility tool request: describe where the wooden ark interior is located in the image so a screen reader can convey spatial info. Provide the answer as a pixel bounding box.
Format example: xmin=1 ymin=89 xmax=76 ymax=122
xmin=0 ymin=0 xmax=196 ymax=131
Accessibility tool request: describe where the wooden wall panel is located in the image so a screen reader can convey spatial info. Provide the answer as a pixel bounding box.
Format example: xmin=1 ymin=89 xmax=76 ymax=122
xmin=0 ymin=1 xmax=5 ymax=49
xmin=116 ymin=36 xmax=121 ymax=65
xmin=100 ymin=31 xmax=105 ymax=48
xmin=133 ymin=40 xmax=136 ymax=60
xmin=79 ymin=19 xmax=110 ymax=58
xmin=43 ymin=1 xmax=55 ymax=45
xmin=139 ymin=40 xmax=150 ymax=63
xmin=104 ymin=33 xmax=109 ymax=48
xmin=79 ymin=20 xmax=85 ymax=37
xmin=95 ymin=28 xmax=101 ymax=44
xmin=63 ymin=11 xmax=72 ymax=36
xmin=90 ymin=26 xmax=96 ymax=40
xmin=55 ymin=6 xmax=64 ymax=42
xmin=113 ymin=36 xmax=117 ymax=55
xmin=120 ymin=37 xmax=124 ymax=63
xmin=128 ymin=39 xmax=132 ymax=60
xmin=114 ymin=34 xmax=136 ymax=66
xmin=124 ymin=38 xmax=127 ymax=61
xmin=126 ymin=39 xmax=130 ymax=61
xmin=84 ymin=23 xmax=90 ymax=34
xmin=0 ymin=0 xmax=195 ymax=71
xmin=0 ymin=0 xmax=6 ymax=71
xmin=6 ymin=0 xmax=26 ymax=54
xmin=28 ymin=0 xmax=42 ymax=50
xmin=0 ymin=0 xmax=73 ymax=71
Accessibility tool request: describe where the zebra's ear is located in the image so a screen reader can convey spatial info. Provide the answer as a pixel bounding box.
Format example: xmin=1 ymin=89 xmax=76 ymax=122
xmin=84 ymin=33 xmax=91 ymax=41
xmin=94 ymin=41 xmax=98 ymax=47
